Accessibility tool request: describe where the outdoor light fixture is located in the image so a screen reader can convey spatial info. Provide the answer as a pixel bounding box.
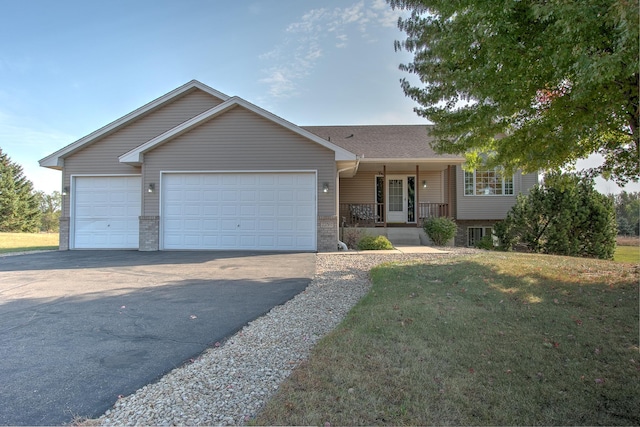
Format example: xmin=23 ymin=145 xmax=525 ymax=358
xmin=322 ymin=182 xmax=330 ymax=193
xmin=62 ymin=186 xmax=69 ymax=196
xmin=422 ymin=180 xmax=427 ymax=188
xmin=148 ymin=183 xmax=155 ymax=193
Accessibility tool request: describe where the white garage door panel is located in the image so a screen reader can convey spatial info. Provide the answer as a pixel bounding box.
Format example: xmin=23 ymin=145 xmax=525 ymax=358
xmin=73 ymin=176 xmax=141 ymax=249
xmin=163 ymin=173 xmax=316 ymax=250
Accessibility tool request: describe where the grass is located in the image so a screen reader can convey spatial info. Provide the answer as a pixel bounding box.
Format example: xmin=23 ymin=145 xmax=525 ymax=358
xmin=254 ymin=252 xmax=640 ymax=426
xmin=614 ymin=246 xmax=640 ymax=264
xmin=615 ymin=236 xmax=639 ymax=264
xmin=0 ymin=232 xmax=59 ymax=254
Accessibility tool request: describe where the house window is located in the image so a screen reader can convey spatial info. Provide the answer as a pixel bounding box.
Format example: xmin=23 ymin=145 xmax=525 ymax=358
xmin=467 ymin=227 xmax=495 ymax=247
xmin=464 ymin=169 xmax=514 ymax=196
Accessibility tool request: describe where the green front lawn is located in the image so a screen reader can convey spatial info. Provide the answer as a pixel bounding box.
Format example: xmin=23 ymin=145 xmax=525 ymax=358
xmin=255 ymin=252 xmax=640 ymax=426
xmin=0 ymin=232 xmax=59 ymax=254
xmin=614 ymin=245 xmax=640 ymax=264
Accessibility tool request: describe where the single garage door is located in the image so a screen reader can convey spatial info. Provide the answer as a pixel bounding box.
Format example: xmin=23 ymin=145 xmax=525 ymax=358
xmin=73 ymin=176 xmax=141 ymax=249
xmin=162 ymin=172 xmax=316 ymax=250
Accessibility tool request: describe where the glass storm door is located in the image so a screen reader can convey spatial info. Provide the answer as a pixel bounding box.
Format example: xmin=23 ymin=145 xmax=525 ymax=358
xmin=387 ymin=177 xmax=406 ymax=222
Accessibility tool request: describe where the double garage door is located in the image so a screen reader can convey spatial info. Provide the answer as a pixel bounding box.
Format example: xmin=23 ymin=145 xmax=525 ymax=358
xmin=72 ymin=173 xmax=317 ymax=251
xmin=162 ymin=173 xmax=316 ymax=251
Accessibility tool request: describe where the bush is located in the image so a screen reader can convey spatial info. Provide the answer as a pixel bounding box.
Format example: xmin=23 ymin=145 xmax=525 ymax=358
xmin=423 ymin=217 xmax=457 ymax=246
xmin=342 ymin=226 xmax=363 ymax=249
xmin=475 ymin=235 xmax=495 ymax=250
xmin=357 ymin=235 xmax=394 ymax=250
xmin=494 ymin=172 xmax=617 ymax=259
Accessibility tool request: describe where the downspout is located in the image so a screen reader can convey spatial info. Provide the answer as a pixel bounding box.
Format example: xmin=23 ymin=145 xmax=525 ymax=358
xmin=336 ymin=155 xmax=362 ymax=250
xmin=351 ymin=155 xmax=361 ymax=177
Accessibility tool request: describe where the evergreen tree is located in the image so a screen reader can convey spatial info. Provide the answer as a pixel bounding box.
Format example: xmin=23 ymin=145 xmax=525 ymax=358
xmin=612 ymin=191 xmax=640 ymax=236
xmin=0 ymin=148 xmax=41 ymax=232
xmin=494 ymin=172 xmax=617 ymax=259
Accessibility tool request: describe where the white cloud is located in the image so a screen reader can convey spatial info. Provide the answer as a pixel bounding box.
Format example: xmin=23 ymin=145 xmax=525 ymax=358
xmin=341 ymin=2 xmax=365 ymax=24
xmin=371 ymin=0 xmax=405 ymax=28
xmin=286 ymin=8 xmax=328 ymax=34
xmin=335 ymin=34 xmax=348 ymax=48
xmin=259 ymin=0 xmax=404 ymax=99
xmin=259 ymin=68 xmax=297 ymax=99
xmin=377 ymin=8 xmax=402 ymax=28
xmin=575 ymin=154 xmax=640 ymax=195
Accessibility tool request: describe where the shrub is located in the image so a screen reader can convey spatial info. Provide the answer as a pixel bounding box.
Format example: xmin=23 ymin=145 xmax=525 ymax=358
xmin=423 ymin=217 xmax=457 ymax=246
xmin=342 ymin=226 xmax=363 ymax=249
xmin=475 ymin=235 xmax=495 ymax=250
xmin=494 ymin=172 xmax=617 ymax=259
xmin=357 ymin=235 xmax=394 ymax=250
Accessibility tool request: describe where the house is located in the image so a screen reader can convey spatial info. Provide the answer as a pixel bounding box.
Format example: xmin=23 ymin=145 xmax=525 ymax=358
xmin=39 ymin=80 xmax=538 ymax=252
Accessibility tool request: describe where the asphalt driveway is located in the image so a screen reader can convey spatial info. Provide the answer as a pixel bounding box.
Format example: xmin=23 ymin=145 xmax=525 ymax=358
xmin=0 ymin=250 xmax=315 ymax=426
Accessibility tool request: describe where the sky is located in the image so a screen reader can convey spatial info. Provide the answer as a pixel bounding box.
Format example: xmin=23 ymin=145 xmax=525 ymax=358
xmin=0 ymin=0 xmax=636 ymax=195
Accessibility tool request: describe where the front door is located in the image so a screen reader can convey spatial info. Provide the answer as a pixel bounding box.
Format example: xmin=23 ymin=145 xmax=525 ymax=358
xmin=387 ymin=176 xmax=406 ymax=222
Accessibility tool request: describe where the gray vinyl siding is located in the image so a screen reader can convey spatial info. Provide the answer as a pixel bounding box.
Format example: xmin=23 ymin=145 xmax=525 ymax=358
xmin=339 ymin=171 xmax=377 ymax=204
xmin=142 ymin=106 xmax=336 ymax=216
xmin=61 ymin=89 xmax=224 ymax=215
xmin=521 ymin=171 xmax=539 ymax=194
xmin=456 ymin=166 xmax=539 ymax=220
xmin=420 ymin=170 xmax=444 ymax=203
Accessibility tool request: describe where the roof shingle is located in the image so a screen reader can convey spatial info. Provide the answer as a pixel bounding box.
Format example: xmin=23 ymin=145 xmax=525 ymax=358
xmin=301 ymin=125 xmax=462 ymax=160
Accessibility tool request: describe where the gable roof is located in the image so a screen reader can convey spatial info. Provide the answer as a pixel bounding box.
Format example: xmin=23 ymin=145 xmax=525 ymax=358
xmin=39 ymin=80 xmax=463 ymax=171
xmin=119 ymin=96 xmax=357 ymax=164
xmin=39 ymin=80 xmax=229 ymax=169
xmin=302 ymin=125 xmax=464 ymax=162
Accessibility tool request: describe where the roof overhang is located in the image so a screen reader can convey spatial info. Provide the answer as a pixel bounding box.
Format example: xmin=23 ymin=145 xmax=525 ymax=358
xmin=39 ymin=80 xmax=230 ymax=170
xmin=355 ymin=157 xmax=465 ymax=173
xmin=119 ymin=96 xmax=357 ymax=165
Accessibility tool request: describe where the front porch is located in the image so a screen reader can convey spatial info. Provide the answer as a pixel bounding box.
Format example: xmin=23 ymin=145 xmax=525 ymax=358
xmin=338 ymin=163 xmax=456 ymax=228
xmin=339 ymin=202 xmax=449 ymax=227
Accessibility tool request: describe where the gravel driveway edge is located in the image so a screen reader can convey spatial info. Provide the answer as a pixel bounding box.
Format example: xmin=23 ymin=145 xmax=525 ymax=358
xmin=92 ymin=249 xmax=477 ymax=426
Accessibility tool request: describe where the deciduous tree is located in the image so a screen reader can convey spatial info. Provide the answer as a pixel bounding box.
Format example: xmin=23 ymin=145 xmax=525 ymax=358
xmin=389 ymin=0 xmax=639 ymax=185
xmin=611 ymin=190 xmax=640 ymax=235
xmin=34 ymin=190 xmax=62 ymax=232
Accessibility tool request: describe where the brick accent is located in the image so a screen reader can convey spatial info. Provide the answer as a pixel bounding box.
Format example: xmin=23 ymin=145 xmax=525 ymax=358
xmin=139 ymin=216 xmax=160 ymax=251
xmin=59 ymin=217 xmax=70 ymax=250
xmin=317 ymin=216 xmax=337 ymax=252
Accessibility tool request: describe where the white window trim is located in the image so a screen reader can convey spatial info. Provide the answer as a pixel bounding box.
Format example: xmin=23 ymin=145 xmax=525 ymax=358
xmin=464 ymin=169 xmax=514 ymax=196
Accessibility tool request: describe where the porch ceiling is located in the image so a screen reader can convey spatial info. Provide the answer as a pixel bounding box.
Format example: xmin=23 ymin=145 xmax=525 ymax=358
xmin=356 ymin=160 xmax=461 ymax=173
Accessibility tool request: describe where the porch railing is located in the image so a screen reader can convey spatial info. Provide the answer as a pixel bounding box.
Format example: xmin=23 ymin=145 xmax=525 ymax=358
xmin=418 ymin=202 xmax=449 ymax=220
xmin=340 ymin=203 xmax=384 ymax=226
xmin=340 ymin=202 xmax=448 ymax=226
